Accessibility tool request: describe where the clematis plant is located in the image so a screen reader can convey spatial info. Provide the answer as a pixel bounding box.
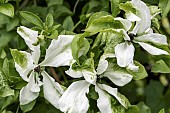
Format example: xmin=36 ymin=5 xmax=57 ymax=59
xmin=58 ymin=53 xmax=133 ymax=113
xmin=115 ymin=0 xmax=169 ymax=69
xmin=11 ymin=26 xmax=74 ymax=108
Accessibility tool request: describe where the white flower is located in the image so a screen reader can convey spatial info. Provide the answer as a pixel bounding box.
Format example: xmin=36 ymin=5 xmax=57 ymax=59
xmin=58 ymin=54 xmax=131 ymax=113
xmin=13 ymin=26 xmax=74 ymax=108
xmin=115 ymin=0 xmax=169 ymax=70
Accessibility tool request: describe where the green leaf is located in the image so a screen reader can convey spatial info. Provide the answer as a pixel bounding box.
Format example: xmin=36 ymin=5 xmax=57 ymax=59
xmin=0 ymin=3 xmax=14 ymax=18
xmin=86 ymin=11 xmax=109 ymax=28
xmin=0 ymin=48 xmax=6 ymax=59
xmin=119 ymin=2 xmax=136 ymax=14
xmin=85 ymin=15 xmax=124 ymax=34
xmin=0 ymin=68 xmax=14 ymax=97
xmin=71 ymin=33 xmax=90 ymax=64
xmin=127 ymin=61 xmax=148 ymax=80
xmin=137 ymin=102 xmax=151 ymax=113
xmin=3 ymin=58 xmax=9 ymax=78
xmin=20 ymin=100 xmax=36 ymax=112
xmin=10 ymin=49 xmax=28 ymax=68
xmin=46 ymin=13 xmax=54 ymax=28
xmin=151 ymin=60 xmax=170 ymax=73
xmin=47 ymin=30 xmax=58 ymax=39
xmin=110 ymin=0 xmax=120 ymax=17
xmin=63 ymin=16 xmax=74 ymax=31
xmin=0 ymin=31 xmax=14 ymax=47
xmin=159 ymin=109 xmax=165 ymax=113
xmin=159 ymin=0 xmax=170 ymax=18
xmin=126 ymin=105 xmax=140 ymax=113
xmin=6 ymin=17 xmax=19 ymax=32
xmin=0 ymin=0 xmax=8 ymax=3
xmin=151 ymin=17 xmax=160 ymax=30
xmin=2 ymin=91 xmax=19 ymax=110
xmin=19 ymin=11 xmax=44 ymax=29
xmin=46 ymin=0 xmax=63 ymax=6
xmin=145 ymin=80 xmax=164 ymax=113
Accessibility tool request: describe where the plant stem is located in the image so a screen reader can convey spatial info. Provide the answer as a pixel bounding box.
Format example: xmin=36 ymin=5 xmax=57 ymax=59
xmin=73 ymin=0 xmax=80 ymax=14
xmin=50 ymin=67 xmax=61 ymax=84
xmin=72 ymin=20 xmax=81 ymax=32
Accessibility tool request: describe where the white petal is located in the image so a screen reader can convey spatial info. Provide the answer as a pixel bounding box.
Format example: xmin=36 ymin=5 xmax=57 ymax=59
xmin=59 ymin=80 xmax=90 ymax=113
xmin=138 ymin=42 xmax=169 ymax=55
xmin=131 ymin=0 xmax=151 ymax=33
xmin=95 ymin=85 xmax=112 ymax=113
xmin=17 ymin=26 xmax=40 ymax=64
xmin=20 ymin=83 xmax=39 ymax=105
xmin=134 ymin=33 xmax=168 ymax=45
xmin=97 ymin=54 xmax=115 ymax=75
xmin=127 ymin=62 xmax=139 ymax=72
xmin=102 ymin=71 xmax=133 ymax=86
xmin=65 ymin=68 xmax=83 ymax=78
xmin=115 ymin=42 xmax=135 ymax=67
xmin=82 ymin=70 xmax=97 ymax=84
xmin=17 ymin=26 xmax=38 ymax=44
xmin=65 ymin=60 xmax=83 ymax=78
xmin=14 ymin=51 xmax=34 ymax=82
xmin=126 ymin=12 xmax=141 ymax=22
xmin=40 ymin=35 xmax=74 ymax=67
xmin=98 ymin=84 xmax=130 ymax=108
xmin=114 ymin=17 xmax=132 ymax=31
xmin=42 ymin=71 xmax=64 ymax=109
xmin=29 ymin=71 xmax=41 ymax=92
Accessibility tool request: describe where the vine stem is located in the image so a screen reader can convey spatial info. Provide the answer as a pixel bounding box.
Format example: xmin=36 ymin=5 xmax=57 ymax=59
xmin=73 ymin=0 xmax=80 ymax=14
xmin=72 ymin=20 xmax=81 ymax=32
xmin=50 ymin=67 xmax=61 ymax=84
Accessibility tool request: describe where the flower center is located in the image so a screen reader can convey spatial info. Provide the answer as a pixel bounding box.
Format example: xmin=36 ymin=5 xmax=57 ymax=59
xmin=34 ymin=65 xmax=41 ymax=73
xmin=128 ymin=33 xmax=136 ymax=41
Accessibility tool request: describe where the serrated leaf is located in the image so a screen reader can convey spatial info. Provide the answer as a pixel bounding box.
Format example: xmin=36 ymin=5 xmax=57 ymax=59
xmin=0 ymin=3 xmax=14 ymax=18
xmin=127 ymin=61 xmax=148 ymax=80
xmin=10 ymin=49 xmax=28 ymax=68
xmin=19 ymin=11 xmax=44 ymax=29
xmin=63 ymin=16 xmax=74 ymax=31
xmin=151 ymin=60 xmax=170 ymax=73
xmin=46 ymin=13 xmax=54 ymax=28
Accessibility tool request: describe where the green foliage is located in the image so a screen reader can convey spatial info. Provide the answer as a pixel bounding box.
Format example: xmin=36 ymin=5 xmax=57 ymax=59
xmin=0 ymin=0 xmax=170 ymax=112
xmin=0 ymin=3 xmax=14 ymax=18
xmin=20 ymin=11 xmax=44 ymax=29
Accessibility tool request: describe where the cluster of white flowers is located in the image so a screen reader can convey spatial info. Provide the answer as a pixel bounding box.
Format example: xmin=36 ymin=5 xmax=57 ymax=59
xmin=12 ymin=0 xmax=169 ymax=113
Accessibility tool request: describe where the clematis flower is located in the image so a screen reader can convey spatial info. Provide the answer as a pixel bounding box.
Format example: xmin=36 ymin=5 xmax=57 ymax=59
xmin=58 ymin=54 xmax=132 ymax=113
xmin=11 ymin=26 xmax=74 ymax=108
xmin=115 ymin=0 xmax=169 ymax=70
